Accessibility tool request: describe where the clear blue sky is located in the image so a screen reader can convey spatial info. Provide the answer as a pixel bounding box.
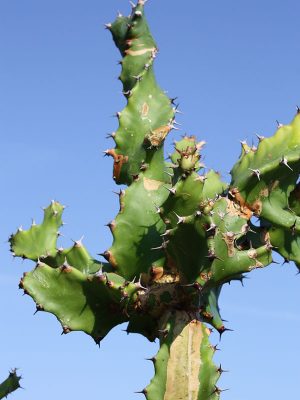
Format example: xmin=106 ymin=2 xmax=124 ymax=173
xmin=1 ymin=0 xmax=300 ymax=399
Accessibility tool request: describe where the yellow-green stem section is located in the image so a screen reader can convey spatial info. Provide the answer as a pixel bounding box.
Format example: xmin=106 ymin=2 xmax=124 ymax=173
xmin=146 ymin=311 xmax=220 ymax=400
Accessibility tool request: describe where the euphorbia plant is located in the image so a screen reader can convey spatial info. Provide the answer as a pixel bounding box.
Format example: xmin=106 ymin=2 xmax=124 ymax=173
xmin=10 ymin=1 xmax=300 ymax=398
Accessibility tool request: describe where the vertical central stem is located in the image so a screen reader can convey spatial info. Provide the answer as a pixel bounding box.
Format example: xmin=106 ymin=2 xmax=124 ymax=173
xmin=164 ymin=313 xmax=203 ymax=399
xmin=145 ymin=310 xmax=221 ymax=400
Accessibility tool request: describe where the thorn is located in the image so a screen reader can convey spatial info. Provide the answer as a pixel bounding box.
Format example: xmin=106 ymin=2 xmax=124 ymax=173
xmin=134 ymin=389 xmax=147 ymax=397
xmin=94 ymin=268 xmax=104 ymax=279
xmin=173 ymin=212 xmax=185 ymax=224
xmin=265 ymin=242 xmax=277 ymax=251
xmin=170 ymin=97 xmax=178 ymax=105
xmin=173 ymin=104 xmax=183 ymax=114
xmin=255 ymin=133 xmax=265 ymax=142
xmin=140 ymin=162 xmax=148 ymax=171
xmin=113 ymin=189 xmax=125 ymax=197
xmin=164 ymin=170 xmax=174 ymax=177
xmin=94 ymin=336 xmax=103 ymax=347
xmin=154 ymin=204 xmax=162 ymax=214
xmin=17 ymin=226 xmax=23 ymax=232
xmin=62 ymin=325 xmax=72 ymax=335
xmin=280 ymin=156 xmax=293 ymax=171
xmin=145 ymin=356 xmax=156 ymax=363
xmin=134 ymin=10 xmax=142 ymax=17
xmin=211 ymin=386 xmax=229 ymax=396
xmin=218 ymin=326 xmax=233 ymax=340
xmin=61 ymin=259 xmax=72 ymax=272
xmin=248 ymin=168 xmax=261 ymax=180
xmin=106 ymin=132 xmax=116 ymax=139
xmin=158 ymin=328 xmax=169 ymax=338
xmin=132 ymin=74 xmax=142 ymax=82
xmin=290 ymin=220 xmax=297 ymax=235
xmin=136 ymin=274 xmax=147 ymax=290
xmin=73 ymin=235 xmax=84 ymax=247
xmin=34 ymin=304 xmax=44 ymax=315
xmin=105 ymin=221 xmax=116 ymax=232
xmin=117 ymin=11 xmax=123 ymax=18
xmin=206 ymin=223 xmax=217 ymax=233
xmin=173 ymin=120 xmax=182 ymax=126
xmin=104 ymin=23 xmax=112 ymax=29
xmin=160 ymin=228 xmax=175 ymax=238
xmin=36 ymin=258 xmax=43 ymax=267
xmin=151 ymin=240 xmax=169 ymax=250
xmin=164 ymin=186 xmax=176 ymax=195
xmin=129 ymin=1 xmax=136 ymax=7
xmin=206 ymin=250 xmax=222 ymax=261
xmin=276 ymin=120 xmax=283 ymax=128
xmin=210 ymin=344 xmax=220 ymax=352
xmin=296 ymin=105 xmax=300 ymax=114
xmin=169 ymin=124 xmax=180 ymax=131
xmin=103 ymin=149 xmax=111 ymax=157
xmin=271 ymin=259 xmax=280 ymax=265
xmin=217 ymin=364 xmax=228 ymax=374
xmin=99 ymin=251 xmax=110 ymax=262
xmin=123 ymin=90 xmax=132 ymax=97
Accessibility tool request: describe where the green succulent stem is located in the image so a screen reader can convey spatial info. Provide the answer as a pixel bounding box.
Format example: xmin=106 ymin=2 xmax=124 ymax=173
xmin=145 ymin=311 xmax=220 ymax=400
xmin=0 ymin=370 xmax=21 ymax=399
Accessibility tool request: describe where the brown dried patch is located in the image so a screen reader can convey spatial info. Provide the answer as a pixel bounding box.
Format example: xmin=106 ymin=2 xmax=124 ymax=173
xmin=150 ymin=266 xmax=164 ymax=282
xmin=199 ymin=271 xmax=212 ymax=282
xmin=106 ymin=149 xmax=128 ymax=182
xmin=143 ymin=177 xmax=163 ymax=191
xmin=141 ymin=102 xmax=149 ymax=117
xmin=230 ymin=188 xmax=256 ymax=218
xmin=222 ymin=232 xmax=236 ymax=257
xmin=125 ymin=47 xmax=156 ymax=56
xmin=261 ymin=229 xmax=271 ymax=245
xmin=252 ymin=199 xmax=262 ymax=215
xmin=225 ymin=198 xmax=249 ymax=219
xmin=146 ymin=125 xmax=171 ymax=147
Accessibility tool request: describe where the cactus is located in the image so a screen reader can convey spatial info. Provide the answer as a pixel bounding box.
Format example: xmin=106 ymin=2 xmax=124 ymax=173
xmin=9 ymin=1 xmax=300 ymax=398
xmin=0 ymin=370 xmax=21 ymax=399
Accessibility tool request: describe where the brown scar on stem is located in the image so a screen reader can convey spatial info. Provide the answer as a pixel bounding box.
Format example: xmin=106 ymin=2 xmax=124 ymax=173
xmin=225 ymin=197 xmax=249 ymax=219
xmin=230 ymin=188 xmax=262 ymax=217
xmin=106 ymin=149 xmax=128 ymax=181
xmin=146 ymin=125 xmax=171 ymax=147
xmin=141 ymin=102 xmax=149 ymax=117
xmin=222 ymin=232 xmax=235 ymax=257
xmin=261 ymin=229 xmax=271 ymax=245
xmin=143 ymin=177 xmax=163 ymax=191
